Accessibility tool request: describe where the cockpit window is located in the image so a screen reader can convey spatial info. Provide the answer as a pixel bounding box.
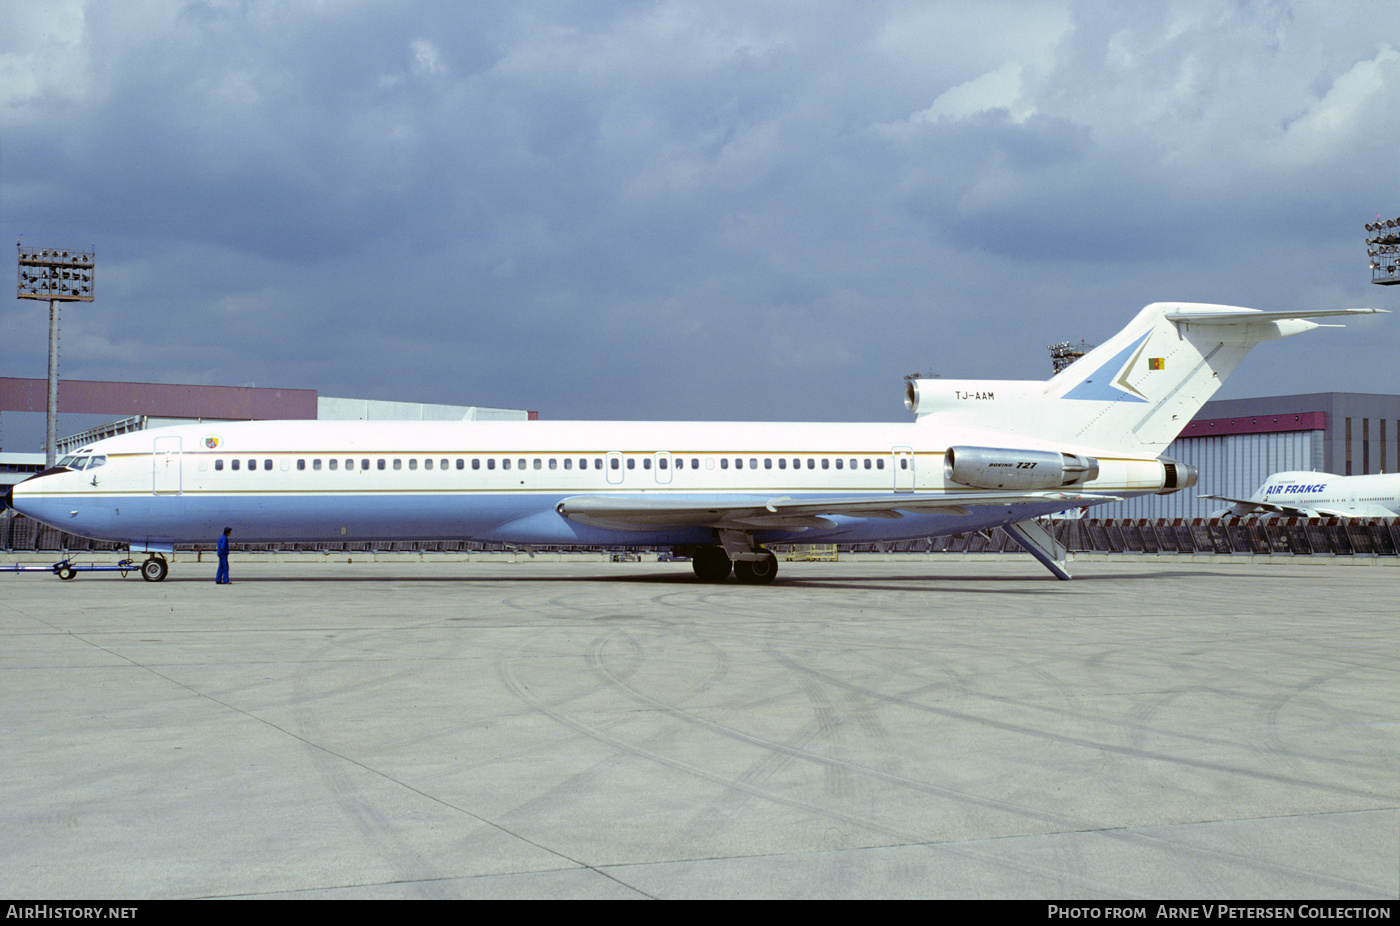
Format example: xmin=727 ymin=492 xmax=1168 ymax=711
xmin=56 ymin=452 xmax=106 ymax=471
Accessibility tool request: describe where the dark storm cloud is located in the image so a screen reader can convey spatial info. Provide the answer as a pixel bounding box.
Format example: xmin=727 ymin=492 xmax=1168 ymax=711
xmin=1 ymin=1 xmax=1397 ymax=453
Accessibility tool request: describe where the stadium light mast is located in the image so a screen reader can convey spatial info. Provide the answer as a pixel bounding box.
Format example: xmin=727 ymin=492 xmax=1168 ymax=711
xmin=17 ymin=244 xmax=95 ymax=466
xmin=1365 ymin=217 xmax=1400 ymax=285
xmin=1048 ymin=339 xmax=1093 ymax=375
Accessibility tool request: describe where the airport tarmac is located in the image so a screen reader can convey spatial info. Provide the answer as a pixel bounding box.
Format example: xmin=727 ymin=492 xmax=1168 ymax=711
xmin=1 ymin=558 xmax=1395 ymax=900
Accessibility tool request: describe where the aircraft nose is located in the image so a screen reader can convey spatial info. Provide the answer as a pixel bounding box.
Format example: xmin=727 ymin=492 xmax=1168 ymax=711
xmin=4 ymin=467 xmax=68 ymax=515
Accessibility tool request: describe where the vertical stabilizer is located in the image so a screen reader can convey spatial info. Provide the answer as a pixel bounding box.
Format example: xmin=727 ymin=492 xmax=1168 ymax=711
xmin=910 ymin=303 xmax=1384 ymax=455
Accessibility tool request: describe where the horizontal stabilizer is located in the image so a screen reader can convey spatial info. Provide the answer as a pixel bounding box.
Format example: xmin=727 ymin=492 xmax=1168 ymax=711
xmin=1164 ymin=307 xmax=1386 ymax=324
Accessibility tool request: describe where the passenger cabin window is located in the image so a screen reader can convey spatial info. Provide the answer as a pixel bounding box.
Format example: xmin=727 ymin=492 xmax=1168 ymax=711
xmin=409 ymin=459 xmax=417 ymax=471
xmin=377 ymin=459 xmax=386 ymax=470
xmin=217 ymin=459 xmax=226 ymax=471
xmin=231 ymin=460 xmax=240 ymax=471
xmin=329 ymin=459 xmax=338 ymax=471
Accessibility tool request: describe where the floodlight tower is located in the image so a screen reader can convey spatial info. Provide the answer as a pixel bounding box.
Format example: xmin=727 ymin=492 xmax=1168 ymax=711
xmin=17 ymin=244 xmax=95 ymax=466
xmin=1365 ymin=217 xmax=1400 ymax=285
xmin=1048 ymin=339 xmax=1093 ymax=375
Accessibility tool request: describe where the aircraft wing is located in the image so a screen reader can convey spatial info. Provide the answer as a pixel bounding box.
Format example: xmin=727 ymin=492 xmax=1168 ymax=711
xmin=1198 ymin=493 xmax=1336 ymax=518
xmin=556 ymin=491 xmax=1120 ymax=532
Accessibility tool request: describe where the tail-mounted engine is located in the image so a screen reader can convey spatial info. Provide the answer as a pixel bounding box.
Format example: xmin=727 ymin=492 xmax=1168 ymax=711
xmin=1156 ymin=458 xmax=1198 ymax=495
xmin=945 ymin=446 xmax=1100 ymax=491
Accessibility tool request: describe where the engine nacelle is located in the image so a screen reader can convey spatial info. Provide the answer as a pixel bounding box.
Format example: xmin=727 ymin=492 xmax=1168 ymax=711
xmin=944 ymin=446 xmax=1100 ymax=491
xmin=1156 ymin=457 xmax=1198 ymax=495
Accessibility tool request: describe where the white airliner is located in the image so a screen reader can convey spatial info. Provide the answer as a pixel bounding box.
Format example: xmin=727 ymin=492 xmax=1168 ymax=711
xmin=1202 ymin=471 xmax=1400 ymax=518
xmin=2 ymin=302 xmax=1383 ymax=583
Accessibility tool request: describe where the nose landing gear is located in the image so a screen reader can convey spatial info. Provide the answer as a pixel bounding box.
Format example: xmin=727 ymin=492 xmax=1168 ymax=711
xmin=140 ymin=555 xmax=169 ymax=582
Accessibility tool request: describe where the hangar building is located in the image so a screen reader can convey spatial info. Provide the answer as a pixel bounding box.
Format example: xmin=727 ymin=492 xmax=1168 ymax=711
xmin=1097 ymin=392 xmax=1400 ymax=519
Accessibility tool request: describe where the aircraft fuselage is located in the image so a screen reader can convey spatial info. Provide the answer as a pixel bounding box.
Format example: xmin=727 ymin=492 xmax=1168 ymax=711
xmin=11 ymin=418 xmax=1170 ymax=550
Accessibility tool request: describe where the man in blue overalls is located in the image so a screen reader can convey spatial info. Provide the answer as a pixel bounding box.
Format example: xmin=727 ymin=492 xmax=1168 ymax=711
xmin=216 ymin=527 xmax=232 ymax=584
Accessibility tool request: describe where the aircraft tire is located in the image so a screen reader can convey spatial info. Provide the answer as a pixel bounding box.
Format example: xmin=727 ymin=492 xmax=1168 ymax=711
xmin=691 ymin=546 xmax=732 ymax=581
xmin=733 ymin=552 xmax=778 ymax=585
xmin=141 ymin=557 xmax=169 ymax=583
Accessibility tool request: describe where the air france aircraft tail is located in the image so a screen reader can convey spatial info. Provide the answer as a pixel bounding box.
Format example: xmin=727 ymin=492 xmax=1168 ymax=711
xmin=905 ymin=303 xmax=1381 ymax=455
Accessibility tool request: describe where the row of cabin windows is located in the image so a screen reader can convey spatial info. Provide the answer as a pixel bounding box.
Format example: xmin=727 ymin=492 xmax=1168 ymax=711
xmin=209 ymin=456 xmax=896 ymax=473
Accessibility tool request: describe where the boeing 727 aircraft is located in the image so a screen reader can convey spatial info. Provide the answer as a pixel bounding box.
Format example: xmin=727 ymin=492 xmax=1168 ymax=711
xmin=1202 ymin=471 xmax=1400 ymax=518
xmin=2 ymin=302 xmax=1384 ymax=583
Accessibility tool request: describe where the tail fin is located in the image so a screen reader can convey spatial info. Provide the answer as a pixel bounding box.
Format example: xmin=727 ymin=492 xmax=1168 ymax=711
xmin=908 ymin=303 xmax=1385 ymax=454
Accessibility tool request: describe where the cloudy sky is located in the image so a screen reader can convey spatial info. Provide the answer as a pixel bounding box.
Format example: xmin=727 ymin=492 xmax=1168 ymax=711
xmin=2 ymin=0 xmax=1397 ymax=450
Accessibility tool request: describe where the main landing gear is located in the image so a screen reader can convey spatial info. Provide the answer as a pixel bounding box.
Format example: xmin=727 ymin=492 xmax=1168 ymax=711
xmin=684 ymin=544 xmax=778 ymax=585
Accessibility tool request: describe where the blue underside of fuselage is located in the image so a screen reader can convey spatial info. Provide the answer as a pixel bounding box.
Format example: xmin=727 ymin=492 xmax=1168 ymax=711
xmin=18 ymin=491 xmax=1121 ymax=548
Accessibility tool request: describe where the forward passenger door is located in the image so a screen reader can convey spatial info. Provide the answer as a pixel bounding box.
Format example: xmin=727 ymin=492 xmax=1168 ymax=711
xmin=153 ymin=436 xmax=181 ymax=495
